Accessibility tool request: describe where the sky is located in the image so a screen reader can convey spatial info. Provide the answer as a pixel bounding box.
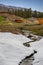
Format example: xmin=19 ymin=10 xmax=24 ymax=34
xmin=0 ymin=0 xmax=43 ymax=12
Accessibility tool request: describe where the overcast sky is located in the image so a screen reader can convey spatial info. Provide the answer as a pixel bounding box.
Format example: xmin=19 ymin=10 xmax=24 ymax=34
xmin=0 ymin=0 xmax=43 ymax=12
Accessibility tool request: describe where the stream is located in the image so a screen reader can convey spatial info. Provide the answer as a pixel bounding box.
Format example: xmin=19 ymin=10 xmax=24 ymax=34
xmin=19 ymin=30 xmax=42 ymax=65
xmin=19 ymin=55 xmax=34 ymax=65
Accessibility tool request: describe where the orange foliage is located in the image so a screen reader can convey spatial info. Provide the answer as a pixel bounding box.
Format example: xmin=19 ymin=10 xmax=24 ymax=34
xmin=38 ymin=18 xmax=43 ymax=24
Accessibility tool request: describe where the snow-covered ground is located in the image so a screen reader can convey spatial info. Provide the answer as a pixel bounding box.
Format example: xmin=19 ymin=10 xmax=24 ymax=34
xmin=30 ymin=38 xmax=43 ymax=65
xmin=0 ymin=32 xmax=33 ymax=65
xmin=0 ymin=32 xmax=43 ymax=65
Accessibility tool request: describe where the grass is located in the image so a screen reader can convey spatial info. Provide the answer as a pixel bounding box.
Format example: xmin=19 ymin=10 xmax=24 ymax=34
xmin=0 ymin=16 xmax=8 ymax=25
xmin=0 ymin=15 xmax=43 ymax=36
xmin=22 ymin=24 xmax=43 ymax=36
xmin=0 ymin=15 xmax=24 ymax=34
xmin=12 ymin=22 xmax=24 ymax=28
xmin=0 ymin=16 xmax=5 ymax=21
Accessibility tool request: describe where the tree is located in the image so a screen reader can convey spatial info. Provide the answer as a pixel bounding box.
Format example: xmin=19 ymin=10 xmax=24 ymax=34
xmin=8 ymin=8 xmax=15 ymax=14
xmin=27 ymin=8 xmax=32 ymax=18
xmin=32 ymin=10 xmax=38 ymax=18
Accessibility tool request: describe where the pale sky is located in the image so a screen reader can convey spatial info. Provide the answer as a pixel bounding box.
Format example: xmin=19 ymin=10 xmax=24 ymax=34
xmin=0 ymin=0 xmax=43 ymax=12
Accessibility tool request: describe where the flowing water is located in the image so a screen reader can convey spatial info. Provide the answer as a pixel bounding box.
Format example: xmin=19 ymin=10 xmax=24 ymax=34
xmin=20 ymin=30 xmax=41 ymax=65
xmin=19 ymin=55 xmax=34 ymax=65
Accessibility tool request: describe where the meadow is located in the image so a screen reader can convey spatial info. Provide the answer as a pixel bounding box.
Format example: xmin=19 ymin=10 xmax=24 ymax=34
xmin=0 ymin=15 xmax=43 ymax=36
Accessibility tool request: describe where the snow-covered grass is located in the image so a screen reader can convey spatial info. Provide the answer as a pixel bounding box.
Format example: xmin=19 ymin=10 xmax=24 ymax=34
xmin=0 ymin=32 xmax=33 ymax=65
xmin=30 ymin=38 xmax=43 ymax=65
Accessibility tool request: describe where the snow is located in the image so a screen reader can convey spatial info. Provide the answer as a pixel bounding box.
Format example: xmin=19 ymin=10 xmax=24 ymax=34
xmin=0 ymin=32 xmax=33 ymax=65
xmin=0 ymin=32 xmax=43 ymax=65
xmin=30 ymin=38 xmax=43 ymax=65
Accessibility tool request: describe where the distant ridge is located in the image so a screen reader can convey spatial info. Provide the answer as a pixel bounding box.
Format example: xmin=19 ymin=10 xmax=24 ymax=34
xmin=0 ymin=4 xmax=42 ymax=13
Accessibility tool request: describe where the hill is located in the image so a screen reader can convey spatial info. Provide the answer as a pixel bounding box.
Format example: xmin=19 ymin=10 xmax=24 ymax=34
xmin=0 ymin=4 xmax=43 ymax=24
xmin=0 ymin=4 xmax=43 ymax=36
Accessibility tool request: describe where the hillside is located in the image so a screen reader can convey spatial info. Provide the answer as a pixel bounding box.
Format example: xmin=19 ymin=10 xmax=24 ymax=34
xmin=0 ymin=4 xmax=43 ymax=36
xmin=0 ymin=4 xmax=43 ymax=24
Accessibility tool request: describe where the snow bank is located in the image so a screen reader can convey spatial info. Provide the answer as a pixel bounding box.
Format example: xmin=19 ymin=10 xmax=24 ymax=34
xmin=0 ymin=32 xmax=33 ymax=65
xmin=30 ymin=38 xmax=43 ymax=65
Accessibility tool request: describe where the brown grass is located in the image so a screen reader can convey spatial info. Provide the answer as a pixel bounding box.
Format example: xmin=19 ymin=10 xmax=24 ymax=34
xmin=0 ymin=13 xmax=43 ymax=36
xmin=37 ymin=18 xmax=43 ymax=24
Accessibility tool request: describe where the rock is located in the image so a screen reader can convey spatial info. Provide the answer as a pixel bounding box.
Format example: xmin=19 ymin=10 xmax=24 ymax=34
xmin=34 ymin=50 xmax=37 ymax=54
xmin=23 ymin=42 xmax=30 ymax=47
